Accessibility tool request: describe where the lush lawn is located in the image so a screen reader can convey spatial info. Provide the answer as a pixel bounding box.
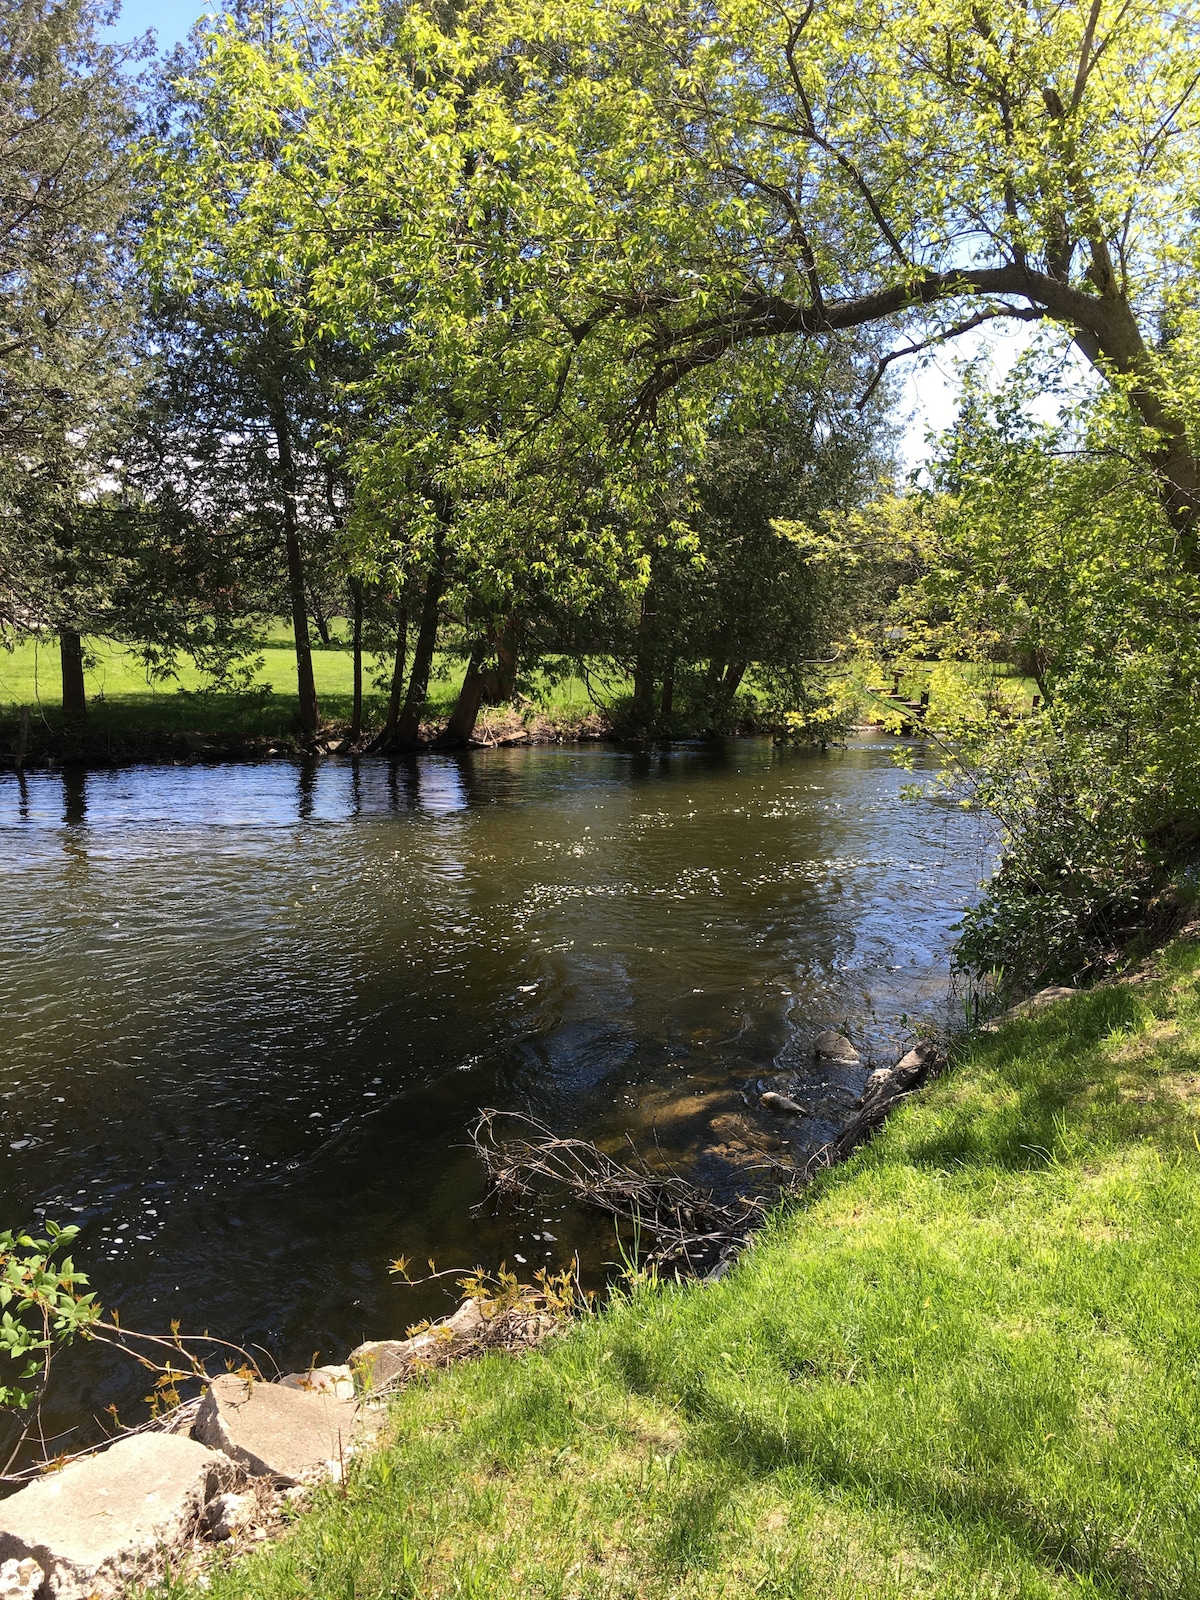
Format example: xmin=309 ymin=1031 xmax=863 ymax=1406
xmin=0 ymin=632 xmax=605 ymax=739
xmin=153 ymin=945 xmax=1200 ymax=1598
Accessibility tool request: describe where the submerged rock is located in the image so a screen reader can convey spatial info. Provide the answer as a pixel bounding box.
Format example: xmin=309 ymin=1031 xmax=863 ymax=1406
xmin=759 ymin=1090 xmax=804 ymax=1116
xmin=0 ymin=1432 xmax=228 ymax=1600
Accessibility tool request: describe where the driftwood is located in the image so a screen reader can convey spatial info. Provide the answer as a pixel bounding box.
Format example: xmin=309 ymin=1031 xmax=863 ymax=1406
xmin=471 ymin=1109 xmax=765 ymax=1270
xmin=803 ymin=1041 xmax=941 ymax=1177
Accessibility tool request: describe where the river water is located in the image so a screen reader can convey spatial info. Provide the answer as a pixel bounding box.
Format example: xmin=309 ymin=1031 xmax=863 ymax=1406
xmin=0 ymin=737 xmax=990 ymax=1450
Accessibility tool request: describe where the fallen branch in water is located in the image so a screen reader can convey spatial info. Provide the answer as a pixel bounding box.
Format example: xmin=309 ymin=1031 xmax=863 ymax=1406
xmin=470 ymin=1109 xmax=765 ymax=1272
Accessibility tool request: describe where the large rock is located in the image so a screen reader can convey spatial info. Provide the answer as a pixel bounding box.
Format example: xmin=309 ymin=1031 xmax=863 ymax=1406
xmin=983 ymin=985 xmax=1076 ymax=1031
xmin=813 ymin=1030 xmax=860 ymax=1063
xmin=861 ymin=1040 xmax=939 ymax=1106
xmin=0 ymin=1432 xmax=227 ymax=1600
xmin=350 ymin=1298 xmax=487 ymax=1393
xmin=194 ymin=1374 xmax=359 ymax=1484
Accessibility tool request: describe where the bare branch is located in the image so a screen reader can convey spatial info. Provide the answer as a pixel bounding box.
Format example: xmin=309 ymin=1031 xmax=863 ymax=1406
xmin=857 ymin=305 xmax=1047 ymax=408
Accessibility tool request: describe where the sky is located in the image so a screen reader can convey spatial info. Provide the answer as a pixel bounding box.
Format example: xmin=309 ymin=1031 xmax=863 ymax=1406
xmin=100 ymin=0 xmax=211 ymax=50
xmin=104 ymin=2 xmax=1093 ymax=471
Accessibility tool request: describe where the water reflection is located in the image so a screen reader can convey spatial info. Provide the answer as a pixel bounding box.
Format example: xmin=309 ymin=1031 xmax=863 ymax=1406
xmin=0 ymin=738 xmax=991 ymax=1450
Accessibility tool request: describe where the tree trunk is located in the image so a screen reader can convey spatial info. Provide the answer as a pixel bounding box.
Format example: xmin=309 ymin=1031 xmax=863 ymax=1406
xmin=482 ymin=621 xmax=519 ymax=705
xmin=435 ymin=644 xmax=487 ymax=748
xmin=350 ymin=579 xmax=363 ymax=743
xmin=631 ymin=580 xmax=659 ymax=728
xmin=393 ymin=530 xmax=446 ymax=748
xmin=722 ymin=662 xmax=747 ymax=704
xmin=309 ymin=591 xmax=333 ymax=649
xmin=59 ymin=629 xmax=86 ymax=718
xmin=13 ymin=705 xmax=30 ymax=769
xmin=659 ymin=658 xmax=676 ymax=722
xmin=268 ymin=405 xmax=320 ymax=739
xmin=383 ymin=607 xmax=408 ymax=742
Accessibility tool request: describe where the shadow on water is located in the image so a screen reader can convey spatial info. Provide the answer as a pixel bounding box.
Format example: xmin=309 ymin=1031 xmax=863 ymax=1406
xmin=0 ymin=738 xmax=991 ymax=1452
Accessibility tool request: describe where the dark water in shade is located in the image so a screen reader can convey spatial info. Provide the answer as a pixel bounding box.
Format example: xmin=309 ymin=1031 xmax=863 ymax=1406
xmin=0 ymin=737 xmax=991 ymax=1450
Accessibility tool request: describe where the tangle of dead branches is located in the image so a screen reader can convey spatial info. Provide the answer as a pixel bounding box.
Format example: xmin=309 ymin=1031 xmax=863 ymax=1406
xmin=470 ymin=1109 xmax=766 ymax=1272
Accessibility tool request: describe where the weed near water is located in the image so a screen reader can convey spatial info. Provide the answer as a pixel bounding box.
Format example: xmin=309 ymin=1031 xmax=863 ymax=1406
xmin=151 ymin=942 xmax=1200 ymax=1599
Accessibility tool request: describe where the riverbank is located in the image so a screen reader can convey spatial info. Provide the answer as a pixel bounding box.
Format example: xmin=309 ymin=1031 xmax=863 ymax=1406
xmin=0 ymin=636 xmax=616 ymax=766
xmin=137 ymin=938 xmax=1200 ymax=1600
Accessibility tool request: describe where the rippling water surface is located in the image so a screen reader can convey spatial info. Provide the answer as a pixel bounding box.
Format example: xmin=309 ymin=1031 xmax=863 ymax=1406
xmin=0 ymin=737 xmax=990 ymax=1446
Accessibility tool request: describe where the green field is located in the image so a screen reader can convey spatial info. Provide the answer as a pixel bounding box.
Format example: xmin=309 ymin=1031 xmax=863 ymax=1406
xmin=0 ymin=630 xmax=606 ymax=739
xmin=152 ymin=945 xmax=1200 ymax=1599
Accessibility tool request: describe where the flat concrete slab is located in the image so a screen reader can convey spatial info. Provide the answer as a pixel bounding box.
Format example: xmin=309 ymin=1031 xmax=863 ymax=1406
xmin=0 ymin=1432 xmax=226 ymax=1600
xmin=195 ymin=1374 xmax=359 ymax=1484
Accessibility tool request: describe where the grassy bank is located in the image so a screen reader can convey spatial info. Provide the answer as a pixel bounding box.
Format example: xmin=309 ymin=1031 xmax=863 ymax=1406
xmin=0 ymin=632 xmax=608 ymax=752
xmin=155 ymin=943 xmax=1200 ymax=1599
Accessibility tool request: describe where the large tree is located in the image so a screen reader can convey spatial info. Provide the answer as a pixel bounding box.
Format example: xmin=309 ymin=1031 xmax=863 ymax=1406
xmin=483 ymin=0 xmax=1200 ymax=553
xmin=0 ymin=0 xmax=143 ymax=712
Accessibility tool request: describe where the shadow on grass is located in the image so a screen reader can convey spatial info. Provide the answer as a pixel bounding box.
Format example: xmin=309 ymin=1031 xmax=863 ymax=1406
xmin=885 ymin=982 xmax=1200 ymax=1174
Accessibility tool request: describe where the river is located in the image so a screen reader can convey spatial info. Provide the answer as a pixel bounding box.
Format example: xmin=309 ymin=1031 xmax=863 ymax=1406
xmin=0 ymin=736 xmax=990 ymax=1451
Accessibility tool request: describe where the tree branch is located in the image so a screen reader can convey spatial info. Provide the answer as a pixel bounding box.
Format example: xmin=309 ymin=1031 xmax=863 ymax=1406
xmin=857 ymin=305 xmax=1047 ymax=408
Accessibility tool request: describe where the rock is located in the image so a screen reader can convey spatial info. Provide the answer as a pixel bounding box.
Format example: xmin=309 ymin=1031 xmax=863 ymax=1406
xmin=862 ymin=1065 xmax=893 ymax=1097
xmin=194 ymin=1374 xmax=359 ymax=1485
xmin=321 ymin=739 xmax=348 ymax=755
xmin=278 ymin=1363 xmax=355 ymax=1401
xmin=759 ymin=1090 xmax=803 ymax=1116
xmin=350 ymin=1298 xmax=487 ymax=1393
xmin=0 ymin=1433 xmax=227 ymax=1600
xmin=983 ymin=986 xmax=1077 ymax=1030
xmin=206 ymin=1491 xmax=254 ymax=1542
xmin=814 ymin=1030 xmax=860 ymax=1063
xmin=861 ymin=1041 xmax=939 ymax=1105
xmin=0 ymin=1559 xmax=44 ymax=1600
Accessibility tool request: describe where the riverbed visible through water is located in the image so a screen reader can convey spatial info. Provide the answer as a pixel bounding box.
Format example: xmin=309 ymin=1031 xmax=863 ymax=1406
xmin=0 ymin=736 xmax=990 ymax=1451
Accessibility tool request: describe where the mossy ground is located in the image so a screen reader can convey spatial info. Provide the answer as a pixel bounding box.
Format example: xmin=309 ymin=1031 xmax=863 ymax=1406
xmin=149 ymin=943 xmax=1200 ymax=1599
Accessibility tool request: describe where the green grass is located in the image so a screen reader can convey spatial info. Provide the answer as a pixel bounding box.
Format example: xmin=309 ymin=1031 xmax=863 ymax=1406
xmin=0 ymin=631 xmax=605 ymax=739
xmin=153 ymin=944 xmax=1200 ymax=1599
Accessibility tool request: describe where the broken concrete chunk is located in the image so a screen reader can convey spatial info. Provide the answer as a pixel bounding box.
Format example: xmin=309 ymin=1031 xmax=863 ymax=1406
xmin=194 ymin=1374 xmax=359 ymax=1485
xmin=278 ymin=1363 xmax=355 ymax=1401
xmin=0 ymin=1432 xmax=226 ymax=1600
xmin=350 ymin=1297 xmax=488 ymax=1392
xmin=0 ymin=1559 xmax=44 ymax=1600
xmin=206 ymin=1490 xmax=254 ymax=1542
xmin=893 ymin=1040 xmax=938 ymax=1075
xmin=814 ymin=1030 xmax=860 ymax=1063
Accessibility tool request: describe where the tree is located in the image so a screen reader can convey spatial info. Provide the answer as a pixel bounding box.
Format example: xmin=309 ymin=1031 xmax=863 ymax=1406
xmin=0 ymin=0 xmax=144 ymax=713
xmin=884 ymin=366 xmax=1200 ymax=983
xmin=483 ymin=0 xmax=1200 ymax=554
xmin=144 ymin=0 xmax=709 ymax=747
